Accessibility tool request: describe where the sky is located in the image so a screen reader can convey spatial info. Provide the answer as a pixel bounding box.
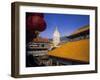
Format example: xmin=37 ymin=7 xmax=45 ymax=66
xmin=40 ymin=13 xmax=89 ymax=39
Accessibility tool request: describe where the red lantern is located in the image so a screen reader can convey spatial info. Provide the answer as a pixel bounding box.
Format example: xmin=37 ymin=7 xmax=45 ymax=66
xmin=26 ymin=13 xmax=47 ymax=32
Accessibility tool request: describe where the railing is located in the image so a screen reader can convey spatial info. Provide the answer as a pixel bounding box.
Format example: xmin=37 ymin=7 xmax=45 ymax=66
xmin=27 ymin=50 xmax=48 ymax=56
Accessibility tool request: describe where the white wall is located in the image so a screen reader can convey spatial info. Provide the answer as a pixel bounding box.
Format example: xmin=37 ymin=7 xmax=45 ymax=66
xmin=0 ymin=0 xmax=99 ymax=80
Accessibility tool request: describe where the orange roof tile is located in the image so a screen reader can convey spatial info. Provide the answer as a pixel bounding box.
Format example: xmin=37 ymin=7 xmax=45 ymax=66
xmin=32 ymin=37 xmax=49 ymax=43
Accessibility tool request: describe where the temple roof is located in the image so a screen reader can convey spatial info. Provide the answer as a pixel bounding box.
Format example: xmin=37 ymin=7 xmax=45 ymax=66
xmin=48 ymin=39 xmax=89 ymax=63
xmin=69 ymin=25 xmax=89 ymax=37
xmin=32 ymin=37 xmax=49 ymax=43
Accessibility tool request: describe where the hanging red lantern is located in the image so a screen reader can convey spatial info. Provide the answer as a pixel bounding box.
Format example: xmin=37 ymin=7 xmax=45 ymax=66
xmin=26 ymin=13 xmax=47 ymax=32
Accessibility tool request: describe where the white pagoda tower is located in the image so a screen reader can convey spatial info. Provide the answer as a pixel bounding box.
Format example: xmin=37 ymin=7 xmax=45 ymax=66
xmin=53 ymin=27 xmax=60 ymax=47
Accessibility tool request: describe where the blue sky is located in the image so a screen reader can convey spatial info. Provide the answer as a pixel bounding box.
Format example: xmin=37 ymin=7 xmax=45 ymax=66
xmin=40 ymin=13 xmax=89 ymax=39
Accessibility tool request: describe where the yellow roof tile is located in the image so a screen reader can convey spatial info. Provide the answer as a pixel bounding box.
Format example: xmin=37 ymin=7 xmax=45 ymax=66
xmin=48 ymin=39 xmax=89 ymax=62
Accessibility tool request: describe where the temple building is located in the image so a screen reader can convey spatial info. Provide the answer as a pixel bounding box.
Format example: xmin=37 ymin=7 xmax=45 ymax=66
xmin=48 ymin=25 xmax=89 ymax=65
xmin=26 ymin=37 xmax=52 ymax=67
xmin=53 ymin=27 xmax=61 ymax=47
xmin=67 ymin=25 xmax=89 ymax=41
xmin=27 ymin=37 xmax=50 ymax=56
xmin=26 ymin=25 xmax=89 ymax=67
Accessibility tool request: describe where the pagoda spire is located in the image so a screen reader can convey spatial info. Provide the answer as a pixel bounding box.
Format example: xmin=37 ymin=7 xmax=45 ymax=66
xmin=53 ymin=26 xmax=60 ymax=47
